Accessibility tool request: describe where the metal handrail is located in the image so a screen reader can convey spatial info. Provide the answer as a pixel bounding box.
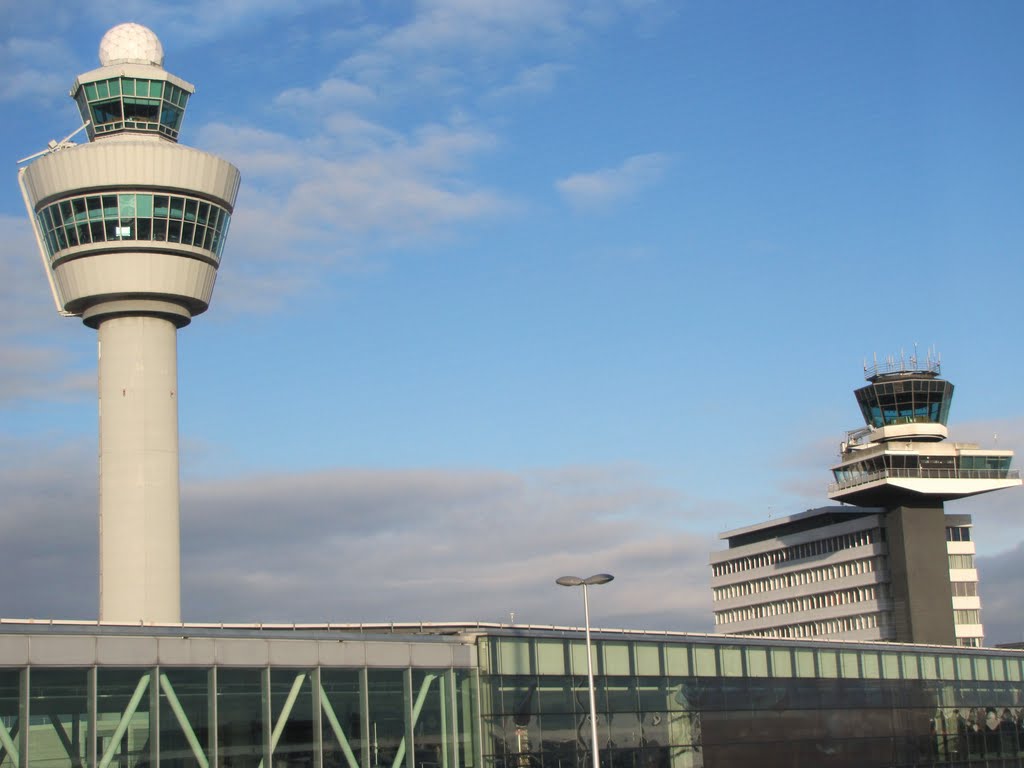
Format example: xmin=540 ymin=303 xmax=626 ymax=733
xmin=830 ymin=467 xmax=1021 ymax=492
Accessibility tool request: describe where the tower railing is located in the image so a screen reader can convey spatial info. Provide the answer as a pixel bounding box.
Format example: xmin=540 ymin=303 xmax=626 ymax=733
xmin=830 ymin=467 xmax=1021 ymax=493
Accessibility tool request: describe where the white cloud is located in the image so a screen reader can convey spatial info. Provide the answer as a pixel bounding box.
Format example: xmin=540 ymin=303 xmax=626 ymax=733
xmin=275 ymin=77 xmax=377 ymax=110
xmin=0 ymin=448 xmax=716 ymax=630
xmin=557 ymin=153 xmax=672 ymax=211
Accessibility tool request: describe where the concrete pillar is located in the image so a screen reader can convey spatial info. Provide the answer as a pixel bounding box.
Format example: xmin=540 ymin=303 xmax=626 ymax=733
xmin=884 ymin=504 xmax=955 ymax=645
xmin=97 ymin=315 xmax=181 ymax=623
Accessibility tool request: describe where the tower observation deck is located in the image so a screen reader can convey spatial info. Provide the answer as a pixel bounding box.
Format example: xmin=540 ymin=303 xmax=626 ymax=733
xmin=829 ymin=353 xmax=1020 ymax=507
xmin=17 ymin=23 xmax=241 ymax=624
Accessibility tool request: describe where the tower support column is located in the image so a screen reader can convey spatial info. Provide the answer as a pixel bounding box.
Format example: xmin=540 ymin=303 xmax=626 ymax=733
xmin=884 ymin=505 xmax=955 ymax=645
xmin=97 ymin=314 xmax=181 ymax=624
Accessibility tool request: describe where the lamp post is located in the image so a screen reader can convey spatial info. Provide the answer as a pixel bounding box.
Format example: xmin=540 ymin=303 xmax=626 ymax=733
xmin=556 ymin=573 xmax=614 ymax=768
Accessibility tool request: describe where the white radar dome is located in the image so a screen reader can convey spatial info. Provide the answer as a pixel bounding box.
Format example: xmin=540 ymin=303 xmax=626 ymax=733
xmin=99 ymin=23 xmax=164 ymax=67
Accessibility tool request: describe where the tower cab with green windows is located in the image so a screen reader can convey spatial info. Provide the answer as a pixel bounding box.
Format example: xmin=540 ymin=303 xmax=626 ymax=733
xmin=71 ymin=26 xmax=193 ymax=142
xmin=829 ymin=353 xmax=1019 ymax=506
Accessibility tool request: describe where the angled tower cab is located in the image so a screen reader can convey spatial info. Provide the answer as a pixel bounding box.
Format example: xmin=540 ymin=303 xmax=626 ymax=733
xmin=17 ymin=24 xmax=241 ymax=624
xmin=711 ymin=353 xmax=1020 ymax=647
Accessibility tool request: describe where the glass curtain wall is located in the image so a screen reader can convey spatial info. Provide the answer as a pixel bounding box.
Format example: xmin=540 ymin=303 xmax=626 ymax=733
xmin=0 ymin=664 xmax=474 ymax=768
xmin=479 ymin=636 xmax=1024 ymax=768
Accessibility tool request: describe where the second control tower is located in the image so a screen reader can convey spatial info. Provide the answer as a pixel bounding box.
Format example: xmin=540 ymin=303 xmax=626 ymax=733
xmin=828 ymin=352 xmax=1020 ymax=644
xmin=18 ymin=24 xmax=240 ymax=624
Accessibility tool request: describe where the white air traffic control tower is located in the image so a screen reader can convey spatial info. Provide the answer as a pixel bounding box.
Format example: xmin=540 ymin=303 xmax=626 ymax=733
xmin=17 ymin=23 xmax=240 ymax=624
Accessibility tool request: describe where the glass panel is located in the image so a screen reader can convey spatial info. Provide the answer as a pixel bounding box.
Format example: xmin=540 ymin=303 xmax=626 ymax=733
xmin=499 ymin=639 xmax=531 ymax=675
xmin=1007 ymin=658 xmax=1022 ymax=682
xmin=321 ymin=669 xmax=364 ymax=768
xmin=664 ymin=645 xmax=689 ymax=677
xmin=794 ymin=650 xmax=815 ymax=678
xmin=109 ymin=79 xmax=121 ymax=96
xmin=87 ymin=196 xmax=103 ymax=220
xmin=121 ymin=78 xmax=135 ymax=95
xmin=153 ymin=195 xmax=169 ymax=218
xmin=920 ymin=655 xmax=938 ymax=680
xmin=602 ymin=643 xmax=630 ymax=676
xmin=169 ymin=197 xmax=185 ymax=220
xmin=938 ymin=656 xmax=955 ymax=680
xmin=692 ymin=646 xmax=716 ymax=677
xmin=412 ymin=671 xmax=452 ymax=768
xmin=861 ymin=653 xmax=880 ymax=679
xmin=818 ymin=650 xmax=838 ymax=678
xmin=771 ymin=648 xmax=792 ymax=678
xmin=901 ymin=654 xmax=919 ymax=680
xmin=719 ymin=647 xmax=743 ymax=677
xmin=217 ymin=667 xmax=264 ymax=767
xmin=102 ymin=195 xmax=118 ymax=219
xmin=270 ymin=669 xmax=314 ymax=766
xmin=367 ymin=670 xmax=404 ymax=768
xmin=159 ymin=668 xmax=210 ymax=766
xmin=197 ymin=201 xmax=210 ymax=225
xmin=97 ymin=668 xmax=152 ymax=768
xmin=536 ymin=640 xmax=566 ymax=675
xmin=27 ymin=667 xmax=90 ymax=768
xmin=168 ymin=220 xmax=182 ymax=243
xmin=745 ymin=647 xmax=769 ymax=677
xmin=972 ymin=658 xmax=989 ymax=681
xmin=634 ymin=644 xmax=660 ymax=676
xmin=136 ymin=194 xmax=153 ymax=218
xmin=119 ymin=194 xmax=136 ymax=219
xmin=881 ymin=653 xmax=900 ymax=680
xmin=957 ymin=657 xmax=973 ymax=681
xmin=0 ymin=669 xmax=20 ymax=768
xmin=184 ymin=198 xmax=198 ymax=222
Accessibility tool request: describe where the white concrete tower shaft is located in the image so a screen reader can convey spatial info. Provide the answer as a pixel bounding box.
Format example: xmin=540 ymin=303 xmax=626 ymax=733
xmin=18 ymin=23 xmax=240 ymax=624
xmin=98 ymin=316 xmax=180 ymax=622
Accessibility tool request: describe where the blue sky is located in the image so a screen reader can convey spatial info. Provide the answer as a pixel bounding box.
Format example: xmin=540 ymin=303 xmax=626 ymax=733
xmin=2 ymin=1 xmax=1023 ymax=640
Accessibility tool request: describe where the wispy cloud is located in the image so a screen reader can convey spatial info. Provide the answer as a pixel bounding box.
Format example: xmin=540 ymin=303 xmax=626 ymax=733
xmin=556 ymin=153 xmax=672 ymax=211
xmin=0 ymin=447 xmax=715 ymax=630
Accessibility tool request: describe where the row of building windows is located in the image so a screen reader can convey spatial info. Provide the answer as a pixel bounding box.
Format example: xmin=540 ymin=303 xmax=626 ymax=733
xmin=714 ymin=585 xmax=886 ymax=626
xmin=75 ymin=76 xmax=190 ymax=140
xmin=740 ymin=611 xmax=889 ymax=640
xmin=949 ymin=554 xmax=977 ymax=570
xmin=952 ymin=580 xmax=979 ymax=597
xmin=36 ymin=192 xmax=231 ymax=260
xmin=833 ymin=453 xmax=1013 ymax=486
xmin=713 ymin=556 xmax=880 ymax=602
xmin=955 ymin=609 xmax=983 ymax=625
xmin=712 ymin=528 xmax=881 ymax=578
xmin=947 ymin=525 xmax=973 ymax=542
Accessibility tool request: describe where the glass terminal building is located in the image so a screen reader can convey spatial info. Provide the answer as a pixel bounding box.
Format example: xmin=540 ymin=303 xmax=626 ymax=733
xmin=1 ymin=621 xmax=1023 ymax=768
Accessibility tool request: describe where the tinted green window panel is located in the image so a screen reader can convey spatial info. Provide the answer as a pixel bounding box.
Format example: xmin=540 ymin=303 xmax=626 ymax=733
xmin=771 ymin=649 xmax=792 ymax=678
xmin=569 ymin=641 xmax=592 ymax=676
xmin=136 ymin=194 xmax=153 ymax=218
xmin=882 ymin=654 xmax=900 ymax=680
xmin=973 ymin=658 xmax=990 ymax=681
xmin=818 ymin=651 xmax=838 ymax=678
xmin=693 ymin=646 xmax=716 ymax=677
xmin=990 ymin=659 xmax=1005 ymax=681
xmin=97 ymin=81 xmax=109 ymax=98
xmin=121 ymin=78 xmax=135 ymax=95
xmin=1008 ymin=659 xmax=1022 ymax=682
xmin=119 ymin=194 xmax=137 ymax=218
xmin=794 ymin=650 xmax=815 ymax=678
xmin=85 ymin=83 xmax=98 ymax=99
xmin=97 ymin=668 xmax=153 ymax=766
xmin=536 ymin=640 xmax=566 ymax=676
xmin=87 ymin=196 xmax=103 ymax=220
xmin=719 ymin=647 xmax=743 ymax=677
xmin=498 ymin=639 xmax=531 ymax=675
xmin=664 ymin=645 xmax=689 ymax=677
xmin=169 ymin=197 xmax=185 ymax=220
xmin=109 ymin=79 xmax=121 ymax=96
xmin=29 ymin=668 xmax=91 ymax=768
xmin=634 ymin=644 xmax=660 ymax=676
xmin=902 ymin=654 xmax=920 ymax=680
xmin=957 ymin=657 xmax=973 ymax=681
xmin=938 ymin=656 xmax=955 ymax=680
xmin=745 ymin=648 xmax=769 ymax=677
xmin=154 ymin=195 xmax=169 ymax=218
xmin=103 ymin=195 xmax=118 ymax=219
xmin=602 ymin=643 xmax=630 ymax=676
xmin=861 ymin=653 xmax=880 ymax=679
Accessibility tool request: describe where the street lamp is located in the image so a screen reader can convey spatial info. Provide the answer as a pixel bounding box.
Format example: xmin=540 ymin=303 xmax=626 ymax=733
xmin=556 ymin=573 xmax=614 ymax=768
